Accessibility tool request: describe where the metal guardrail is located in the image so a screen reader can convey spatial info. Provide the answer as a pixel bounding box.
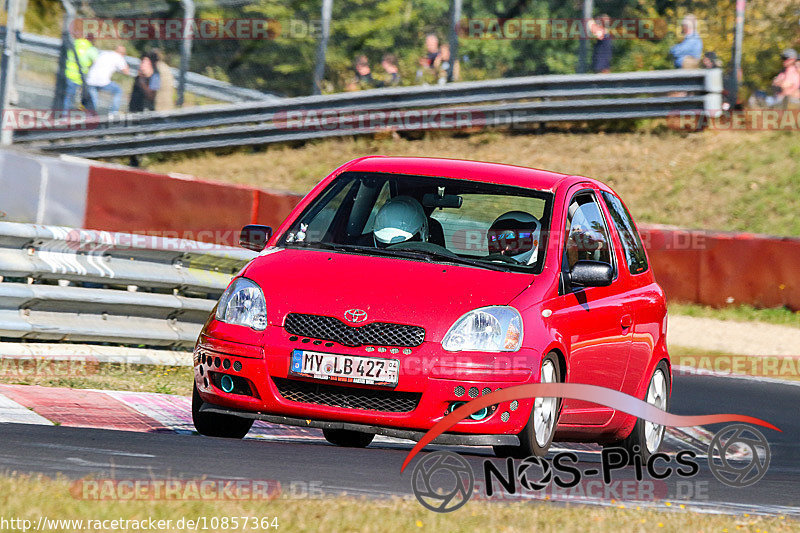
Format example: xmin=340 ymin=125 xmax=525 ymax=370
xmin=6 ymin=30 xmax=278 ymax=104
xmin=12 ymin=68 xmax=723 ymax=158
xmin=0 ymin=222 xmax=256 ymax=348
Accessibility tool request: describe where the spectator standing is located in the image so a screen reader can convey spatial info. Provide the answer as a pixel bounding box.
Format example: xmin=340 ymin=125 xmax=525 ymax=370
xmin=769 ymin=49 xmax=800 ymax=105
xmin=86 ymin=45 xmax=129 ymax=114
xmin=128 ymin=53 xmax=160 ymax=112
xmin=380 ymin=53 xmax=401 ymax=87
xmin=434 ymin=43 xmax=459 ymax=83
xmin=151 ymin=49 xmax=175 ymax=110
xmin=700 ymin=51 xmax=722 ymax=69
xmin=589 ymin=15 xmax=613 ymax=73
xmin=669 ymin=14 xmax=703 ymax=69
xmin=63 ymin=35 xmax=98 ymax=110
xmin=346 ymin=55 xmax=381 ymax=91
xmin=416 ymin=34 xmax=440 ymax=82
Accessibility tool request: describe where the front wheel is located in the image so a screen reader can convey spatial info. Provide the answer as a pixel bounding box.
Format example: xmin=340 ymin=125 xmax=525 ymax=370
xmin=605 ymin=360 xmax=670 ymax=463
xmin=494 ymin=353 xmax=561 ymax=458
xmin=192 ymin=383 xmax=254 ymax=439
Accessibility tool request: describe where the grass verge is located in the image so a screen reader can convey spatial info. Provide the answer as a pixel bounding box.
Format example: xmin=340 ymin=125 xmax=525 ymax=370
xmin=669 ymin=303 xmax=800 ymax=329
xmin=0 ymin=363 xmax=193 ymax=396
xmin=0 ymin=473 xmax=796 ymax=533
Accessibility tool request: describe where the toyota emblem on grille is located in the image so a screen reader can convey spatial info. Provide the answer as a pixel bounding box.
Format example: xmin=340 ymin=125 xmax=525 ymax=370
xmin=344 ymin=309 xmax=368 ymax=323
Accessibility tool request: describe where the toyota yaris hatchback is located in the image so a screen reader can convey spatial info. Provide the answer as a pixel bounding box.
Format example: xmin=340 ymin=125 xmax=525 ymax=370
xmin=193 ymin=156 xmax=671 ymax=459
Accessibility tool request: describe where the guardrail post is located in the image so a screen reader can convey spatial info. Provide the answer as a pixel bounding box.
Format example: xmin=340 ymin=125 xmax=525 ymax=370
xmin=577 ymin=0 xmax=593 ymax=74
xmin=0 ymin=0 xmax=22 ymax=144
xmin=177 ymin=0 xmax=195 ymax=107
xmin=446 ymin=0 xmax=462 ymax=83
xmin=312 ymin=0 xmax=333 ymax=95
xmin=53 ymin=0 xmax=76 ymax=114
xmin=704 ymin=68 xmax=723 ymax=117
xmin=728 ymin=0 xmax=746 ymax=108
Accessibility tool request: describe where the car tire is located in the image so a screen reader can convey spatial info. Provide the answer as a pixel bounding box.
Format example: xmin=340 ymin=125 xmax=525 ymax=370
xmin=322 ymin=428 xmax=375 ymax=448
xmin=493 ymin=353 xmax=562 ymax=459
xmin=604 ymin=360 xmax=670 ymax=464
xmin=192 ymin=383 xmax=254 ymax=439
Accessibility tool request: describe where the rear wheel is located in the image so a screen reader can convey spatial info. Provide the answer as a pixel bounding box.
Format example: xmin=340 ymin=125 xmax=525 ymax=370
xmin=494 ymin=353 xmax=561 ymax=458
xmin=192 ymin=383 xmax=254 ymax=439
xmin=605 ymin=360 xmax=670 ymax=463
xmin=322 ymin=428 xmax=375 ymax=448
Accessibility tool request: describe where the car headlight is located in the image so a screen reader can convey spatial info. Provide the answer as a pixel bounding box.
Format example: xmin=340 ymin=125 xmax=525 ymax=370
xmin=442 ymin=306 xmax=522 ymax=352
xmin=215 ymin=277 xmax=267 ymax=330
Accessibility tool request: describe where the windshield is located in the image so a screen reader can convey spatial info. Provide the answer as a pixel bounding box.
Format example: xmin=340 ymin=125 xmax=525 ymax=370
xmin=280 ymin=171 xmax=554 ymax=273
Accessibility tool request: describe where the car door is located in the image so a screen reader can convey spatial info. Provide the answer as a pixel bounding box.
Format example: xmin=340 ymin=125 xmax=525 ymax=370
xmin=550 ymin=188 xmax=633 ymax=426
xmin=600 ymin=190 xmax=662 ymax=398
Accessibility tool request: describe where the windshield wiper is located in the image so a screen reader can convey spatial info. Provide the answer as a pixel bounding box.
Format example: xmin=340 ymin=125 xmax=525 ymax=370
xmin=384 ymin=247 xmax=510 ymax=272
xmin=284 ymin=241 xmax=510 ymax=272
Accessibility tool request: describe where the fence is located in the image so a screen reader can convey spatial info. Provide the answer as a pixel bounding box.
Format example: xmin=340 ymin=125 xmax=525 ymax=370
xmin=12 ymin=68 xmax=723 ymax=158
xmin=0 ymin=28 xmax=278 ymax=110
xmin=0 ymin=221 xmax=255 ymax=348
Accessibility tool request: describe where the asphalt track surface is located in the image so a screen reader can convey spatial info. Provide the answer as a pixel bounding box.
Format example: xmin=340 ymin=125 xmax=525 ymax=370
xmin=1 ymin=374 xmax=799 ymax=513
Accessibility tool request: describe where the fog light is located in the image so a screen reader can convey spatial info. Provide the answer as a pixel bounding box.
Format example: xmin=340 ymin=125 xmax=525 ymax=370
xmin=469 ymin=407 xmax=489 ymax=421
xmin=220 ymin=374 xmax=235 ymax=393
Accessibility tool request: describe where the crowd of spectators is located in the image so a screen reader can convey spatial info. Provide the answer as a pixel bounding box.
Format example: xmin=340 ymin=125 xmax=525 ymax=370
xmin=346 ymin=33 xmax=457 ymax=92
xmin=62 ymin=36 xmax=175 ymax=114
xmin=61 ymin=14 xmax=798 ymax=112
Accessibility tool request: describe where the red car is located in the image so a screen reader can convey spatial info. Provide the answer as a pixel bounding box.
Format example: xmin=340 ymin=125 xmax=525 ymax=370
xmin=193 ymin=156 xmax=671 ymax=460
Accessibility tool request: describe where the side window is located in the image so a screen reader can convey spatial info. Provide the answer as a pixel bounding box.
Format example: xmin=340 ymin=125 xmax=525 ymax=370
xmin=288 ymin=179 xmax=357 ymax=243
xmin=602 ymin=192 xmax=649 ymax=275
xmin=563 ymin=193 xmax=613 ymax=272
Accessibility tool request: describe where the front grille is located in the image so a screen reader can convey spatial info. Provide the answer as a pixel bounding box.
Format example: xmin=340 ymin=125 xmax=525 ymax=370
xmin=284 ymin=313 xmax=425 ymax=347
xmin=273 ymin=377 xmax=421 ymax=413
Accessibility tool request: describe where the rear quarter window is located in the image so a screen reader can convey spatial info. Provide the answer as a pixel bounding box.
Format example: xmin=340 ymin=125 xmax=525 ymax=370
xmin=601 ymin=191 xmax=649 ymax=275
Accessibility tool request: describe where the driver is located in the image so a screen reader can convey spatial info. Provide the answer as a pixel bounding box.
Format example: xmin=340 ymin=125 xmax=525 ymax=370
xmin=373 ymin=195 xmax=429 ymax=247
xmin=487 ymin=211 xmax=541 ymax=265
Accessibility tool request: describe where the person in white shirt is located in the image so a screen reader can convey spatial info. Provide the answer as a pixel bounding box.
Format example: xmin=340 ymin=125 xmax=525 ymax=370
xmin=86 ymin=45 xmax=130 ymax=114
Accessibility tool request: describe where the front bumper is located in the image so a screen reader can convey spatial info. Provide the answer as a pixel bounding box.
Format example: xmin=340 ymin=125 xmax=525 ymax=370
xmin=199 ymin=402 xmax=520 ymax=446
xmin=194 ymin=325 xmax=540 ymax=438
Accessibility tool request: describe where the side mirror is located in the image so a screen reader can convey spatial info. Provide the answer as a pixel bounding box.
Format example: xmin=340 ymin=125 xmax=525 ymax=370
xmin=569 ymin=260 xmax=613 ymax=288
xmin=239 ymin=224 xmax=272 ymax=252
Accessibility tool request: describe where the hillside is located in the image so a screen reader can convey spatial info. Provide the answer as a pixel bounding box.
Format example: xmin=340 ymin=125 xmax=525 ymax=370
xmin=149 ymin=129 xmax=800 ymax=236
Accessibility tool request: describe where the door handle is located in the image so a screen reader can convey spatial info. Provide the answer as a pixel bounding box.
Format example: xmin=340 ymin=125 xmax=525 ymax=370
xmin=621 ymin=314 xmax=633 ymax=328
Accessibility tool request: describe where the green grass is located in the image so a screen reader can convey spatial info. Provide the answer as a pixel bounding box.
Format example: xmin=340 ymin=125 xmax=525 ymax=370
xmin=0 ymin=363 xmax=193 ymax=396
xmin=0 ymin=473 xmax=796 ymax=533
xmin=669 ymin=303 xmax=800 ymax=329
xmin=147 ymin=129 xmax=800 ymax=237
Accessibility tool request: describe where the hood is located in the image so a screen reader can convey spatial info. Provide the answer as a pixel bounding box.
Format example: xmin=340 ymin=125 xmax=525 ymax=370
xmin=243 ymin=247 xmax=534 ymax=342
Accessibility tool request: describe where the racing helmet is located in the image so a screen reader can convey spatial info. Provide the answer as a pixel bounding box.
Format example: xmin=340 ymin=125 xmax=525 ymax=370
xmin=373 ymin=196 xmax=429 ymax=246
xmin=487 ymin=211 xmax=541 ymax=265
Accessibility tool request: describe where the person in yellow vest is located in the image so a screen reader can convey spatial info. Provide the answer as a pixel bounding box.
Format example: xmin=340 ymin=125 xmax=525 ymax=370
xmin=63 ymin=35 xmax=98 ymax=110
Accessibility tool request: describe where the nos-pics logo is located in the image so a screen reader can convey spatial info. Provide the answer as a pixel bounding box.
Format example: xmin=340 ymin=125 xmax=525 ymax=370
xmin=410 ymin=424 xmax=771 ymax=513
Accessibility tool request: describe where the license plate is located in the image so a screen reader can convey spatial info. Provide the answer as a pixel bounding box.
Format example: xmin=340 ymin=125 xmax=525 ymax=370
xmin=290 ymin=350 xmax=399 ymax=386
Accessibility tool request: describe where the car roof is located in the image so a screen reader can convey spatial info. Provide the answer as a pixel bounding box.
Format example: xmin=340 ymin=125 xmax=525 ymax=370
xmin=343 ymin=156 xmax=599 ymax=192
